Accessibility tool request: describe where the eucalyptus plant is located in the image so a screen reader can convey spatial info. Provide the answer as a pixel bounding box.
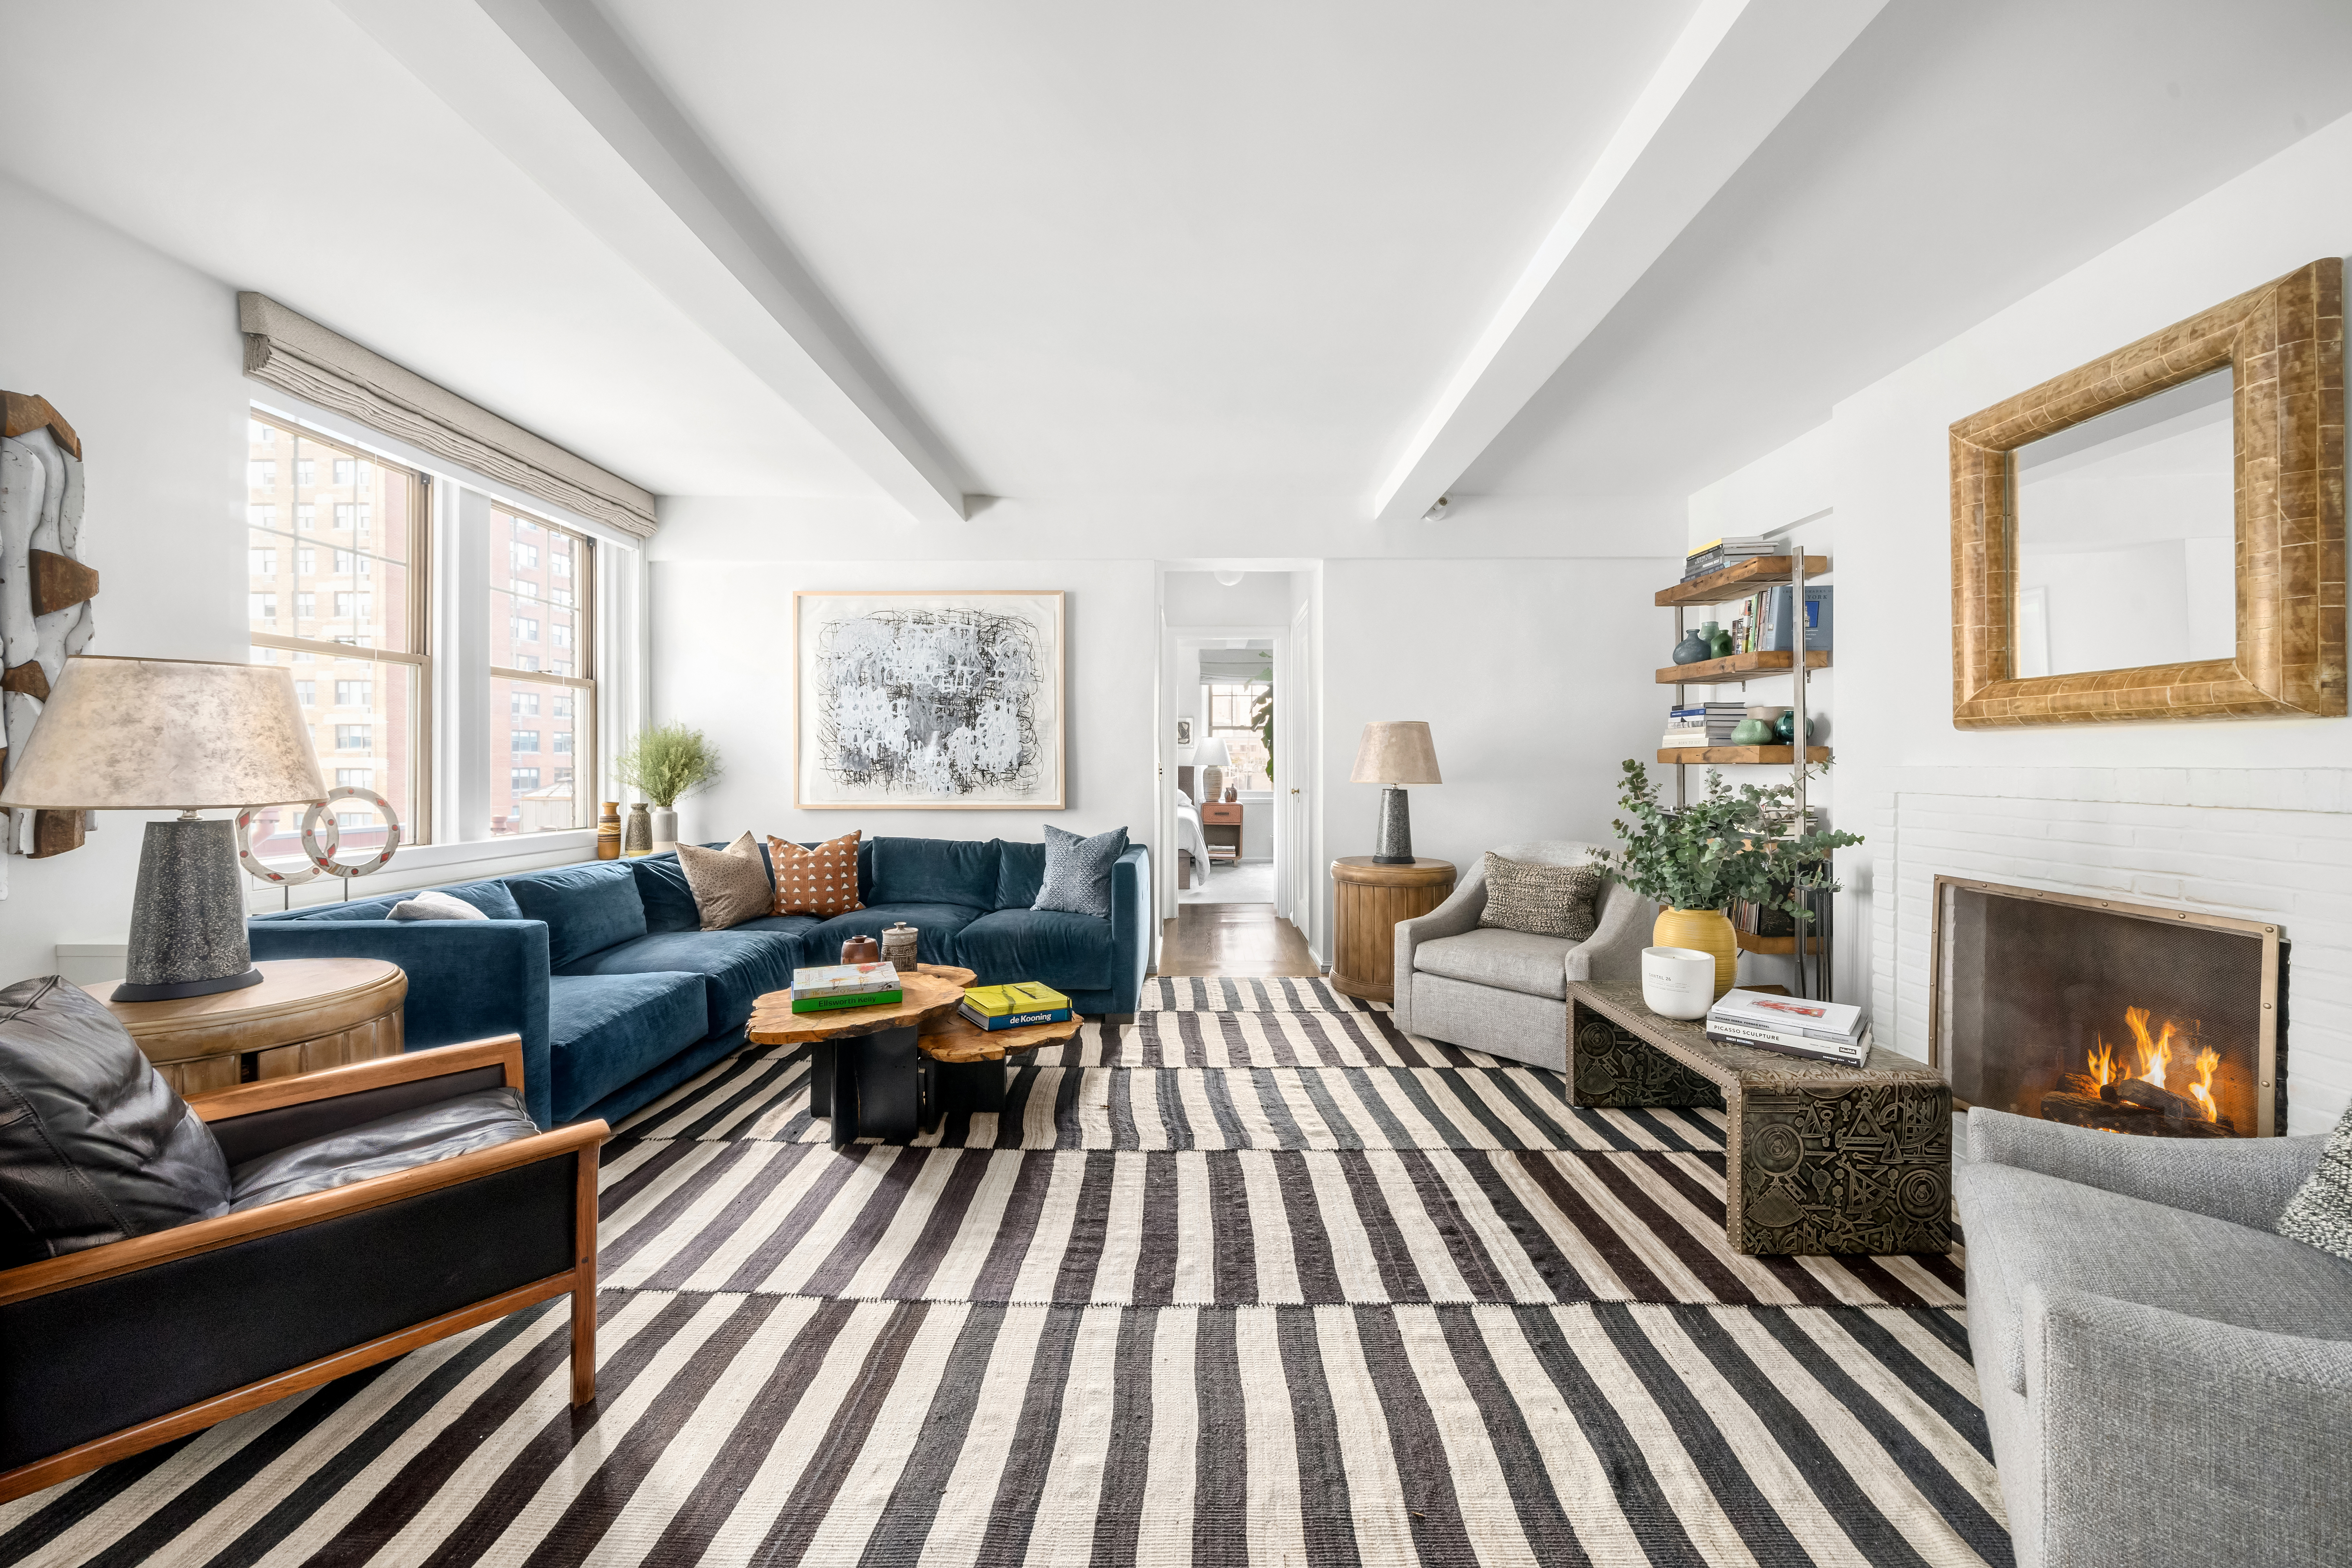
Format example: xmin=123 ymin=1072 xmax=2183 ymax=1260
xmin=616 ymin=723 xmax=722 ymax=809
xmin=1593 ymin=760 xmax=1861 ymax=921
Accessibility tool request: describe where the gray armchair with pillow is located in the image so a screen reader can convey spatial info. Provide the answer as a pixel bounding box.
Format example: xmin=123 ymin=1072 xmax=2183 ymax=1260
xmin=1956 ymin=1107 xmax=2352 ymax=1568
xmin=1390 ymin=840 xmax=1653 ymax=1070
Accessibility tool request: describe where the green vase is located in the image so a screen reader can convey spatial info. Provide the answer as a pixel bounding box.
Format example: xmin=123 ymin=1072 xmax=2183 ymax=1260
xmin=1774 ymin=709 xmax=1799 ymax=745
xmin=1730 ymin=717 xmax=1774 ymax=744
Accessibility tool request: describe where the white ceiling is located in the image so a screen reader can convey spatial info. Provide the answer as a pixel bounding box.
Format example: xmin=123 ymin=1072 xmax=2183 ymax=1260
xmin=5 ymin=0 xmax=2350 ymax=525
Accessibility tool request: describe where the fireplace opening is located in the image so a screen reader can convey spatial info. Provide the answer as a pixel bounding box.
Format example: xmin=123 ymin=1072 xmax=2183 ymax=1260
xmin=1931 ymin=878 xmax=2283 ymax=1138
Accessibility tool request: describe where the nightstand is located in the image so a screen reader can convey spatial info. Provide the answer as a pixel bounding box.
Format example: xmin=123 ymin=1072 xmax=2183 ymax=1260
xmin=1200 ymin=800 xmax=1243 ymax=864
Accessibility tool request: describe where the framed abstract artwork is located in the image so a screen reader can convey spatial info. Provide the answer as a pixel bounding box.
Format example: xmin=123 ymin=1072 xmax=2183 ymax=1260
xmin=793 ymin=590 xmax=1065 ymax=809
xmin=1174 ymin=715 xmax=1194 ymax=747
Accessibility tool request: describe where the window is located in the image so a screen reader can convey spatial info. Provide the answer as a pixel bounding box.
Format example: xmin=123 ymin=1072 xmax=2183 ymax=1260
xmin=336 ymin=810 xmax=372 ymax=830
xmin=1208 ymin=677 xmax=1273 ymax=793
xmin=250 ymin=548 xmax=276 ymax=576
xmin=246 ymin=412 xmax=428 ymax=845
xmin=549 ymin=587 xmax=573 ymax=608
xmin=489 ymin=502 xmax=592 ymax=837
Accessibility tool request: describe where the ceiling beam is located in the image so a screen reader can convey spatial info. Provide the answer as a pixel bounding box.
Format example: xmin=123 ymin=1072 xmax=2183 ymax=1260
xmin=336 ymin=0 xmax=974 ymax=523
xmin=1368 ymin=0 xmax=1887 ymax=524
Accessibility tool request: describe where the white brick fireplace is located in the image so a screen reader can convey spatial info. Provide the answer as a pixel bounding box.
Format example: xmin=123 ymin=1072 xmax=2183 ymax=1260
xmin=1862 ymin=767 xmax=2351 ymax=1135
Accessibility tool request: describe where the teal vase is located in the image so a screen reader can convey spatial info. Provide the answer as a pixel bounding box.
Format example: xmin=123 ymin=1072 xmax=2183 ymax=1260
xmin=1774 ymin=709 xmax=1800 ymax=745
xmin=1672 ymin=627 xmax=1713 ymax=665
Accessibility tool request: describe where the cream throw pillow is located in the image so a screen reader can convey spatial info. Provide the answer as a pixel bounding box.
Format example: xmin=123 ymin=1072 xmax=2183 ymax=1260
xmin=677 ymin=832 xmax=772 ymax=931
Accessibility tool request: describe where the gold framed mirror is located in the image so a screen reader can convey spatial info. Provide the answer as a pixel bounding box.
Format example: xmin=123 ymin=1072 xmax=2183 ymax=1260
xmin=1950 ymin=258 xmax=2343 ymax=726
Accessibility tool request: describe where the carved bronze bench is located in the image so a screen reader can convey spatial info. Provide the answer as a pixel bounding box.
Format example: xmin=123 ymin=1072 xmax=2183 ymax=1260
xmin=1567 ymin=980 xmax=1951 ymax=1256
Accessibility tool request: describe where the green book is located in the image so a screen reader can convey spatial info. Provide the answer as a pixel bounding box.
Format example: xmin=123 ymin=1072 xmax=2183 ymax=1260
xmin=790 ymin=988 xmax=903 ymax=1015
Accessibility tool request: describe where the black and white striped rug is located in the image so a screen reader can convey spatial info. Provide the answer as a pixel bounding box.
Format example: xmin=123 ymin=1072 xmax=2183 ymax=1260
xmin=0 ymin=981 xmax=2008 ymax=1566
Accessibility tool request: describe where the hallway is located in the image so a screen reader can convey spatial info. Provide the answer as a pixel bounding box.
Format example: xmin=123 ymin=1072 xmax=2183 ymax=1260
xmin=1156 ymin=901 xmax=1319 ymax=978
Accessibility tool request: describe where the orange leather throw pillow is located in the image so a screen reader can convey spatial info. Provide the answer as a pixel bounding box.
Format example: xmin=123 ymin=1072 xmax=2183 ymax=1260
xmin=769 ymin=830 xmax=864 ymax=918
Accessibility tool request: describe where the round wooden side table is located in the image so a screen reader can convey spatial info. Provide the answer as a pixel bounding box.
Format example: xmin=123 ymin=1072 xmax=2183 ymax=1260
xmin=83 ymin=957 xmax=407 ymax=1099
xmin=1329 ymin=856 xmax=1457 ymax=1002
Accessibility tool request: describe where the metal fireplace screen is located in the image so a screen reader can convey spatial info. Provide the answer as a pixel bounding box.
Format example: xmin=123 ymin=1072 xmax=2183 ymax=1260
xmin=1931 ymin=877 xmax=2282 ymax=1138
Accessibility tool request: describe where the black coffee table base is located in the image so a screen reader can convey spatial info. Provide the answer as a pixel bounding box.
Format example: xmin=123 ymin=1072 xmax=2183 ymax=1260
xmin=808 ymin=1027 xmax=1024 ymax=1149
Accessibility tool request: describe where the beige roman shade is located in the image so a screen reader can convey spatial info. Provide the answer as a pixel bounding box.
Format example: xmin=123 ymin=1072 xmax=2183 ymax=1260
xmin=238 ymin=292 xmax=657 ymax=539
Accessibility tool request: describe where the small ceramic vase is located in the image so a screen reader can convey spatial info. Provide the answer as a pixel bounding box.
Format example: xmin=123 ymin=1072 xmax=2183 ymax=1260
xmin=1729 ymin=717 xmax=1775 ymax=744
xmin=597 ymin=801 xmax=622 ymax=860
xmin=1672 ymin=627 xmax=1714 ymax=665
xmin=841 ymin=935 xmax=882 ymax=965
xmin=880 ymin=922 xmax=920 ymax=973
xmin=650 ymin=806 xmax=678 ymax=852
xmin=1652 ymin=908 xmax=1738 ymax=998
xmin=1774 ymin=709 xmax=1800 ymax=745
xmin=622 ymin=802 xmax=653 ymax=857
xmin=1709 ymin=627 xmax=1734 ymax=659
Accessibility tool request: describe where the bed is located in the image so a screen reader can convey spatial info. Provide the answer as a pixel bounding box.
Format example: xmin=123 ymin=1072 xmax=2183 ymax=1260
xmin=1176 ymin=790 xmax=1213 ymax=888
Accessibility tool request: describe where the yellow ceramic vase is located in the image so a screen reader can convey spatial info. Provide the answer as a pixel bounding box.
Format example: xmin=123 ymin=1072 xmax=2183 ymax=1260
xmin=1653 ymin=907 xmax=1738 ymax=1000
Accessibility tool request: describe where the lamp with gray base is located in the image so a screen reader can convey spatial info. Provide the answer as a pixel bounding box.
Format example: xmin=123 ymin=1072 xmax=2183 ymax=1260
xmin=1349 ymin=720 xmax=1442 ymax=865
xmin=0 ymin=655 xmax=327 ymax=1001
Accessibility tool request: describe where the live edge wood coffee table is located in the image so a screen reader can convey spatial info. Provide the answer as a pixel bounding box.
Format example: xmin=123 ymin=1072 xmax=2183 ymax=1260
xmin=745 ymin=965 xmax=1082 ymax=1149
xmin=1566 ymin=980 xmax=1951 ymax=1256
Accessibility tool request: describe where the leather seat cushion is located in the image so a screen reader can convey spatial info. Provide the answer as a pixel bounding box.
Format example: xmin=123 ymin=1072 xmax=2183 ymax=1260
xmin=558 ymin=929 xmax=800 ymax=1038
xmin=228 ymin=1086 xmax=538 ymax=1211
xmin=1412 ymin=928 xmax=1574 ymax=1000
xmin=546 ymin=971 xmax=708 ymax=1122
xmin=954 ymin=909 xmax=1112 ymax=991
xmin=0 ymin=977 xmax=232 ymax=1265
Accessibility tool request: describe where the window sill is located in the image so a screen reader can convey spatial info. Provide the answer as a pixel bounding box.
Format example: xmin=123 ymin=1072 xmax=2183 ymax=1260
xmin=243 ymin=829 xmax=598 ymax=914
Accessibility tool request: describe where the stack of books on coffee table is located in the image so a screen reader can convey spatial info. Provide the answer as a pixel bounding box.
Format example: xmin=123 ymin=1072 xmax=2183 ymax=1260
xmin=1705 ymin=989 xmax=1867 ymax=1065
xmin=961 ymin=982 xmax=1073 ymax=1031
xmin=789 ymin=962 xmax=903 ymax=1013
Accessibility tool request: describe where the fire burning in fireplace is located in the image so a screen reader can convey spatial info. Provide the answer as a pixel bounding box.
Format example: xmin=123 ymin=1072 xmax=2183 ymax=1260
xmin=2055 ymin=1005 xmax=2231 ymax=1135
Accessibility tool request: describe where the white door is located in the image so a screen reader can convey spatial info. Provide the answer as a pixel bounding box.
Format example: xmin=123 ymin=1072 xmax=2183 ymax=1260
xmin=1286 ymin=602 xmax=1313 ymax=937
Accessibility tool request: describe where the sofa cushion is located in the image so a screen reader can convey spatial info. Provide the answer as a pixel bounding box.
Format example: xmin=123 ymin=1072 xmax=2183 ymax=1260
xmin=559 ymin=929 xmax=799 ymax=1039
xmin=995 ymin=839 xmax=1047 ymax=910
xmin=1477 ymin=853 xmax=1601 ymax=941
xmin=628 ymin=851 xmax=701 ymax=934
xmin=1956 ymin=1159 xmax=2352 ymax=1396
xmin=733 ymin=913 xmax=824 ymax=949
xmin=771 ymin=831 xmax=864 ymax=917
xmin=265 ymin=897 xmax=403 ymax=922
xmin=1412 ymin=927 xmax=1573 ymax=1000
xmin=506 ymin=862 xmax=650 ymax=970
xmin=872 ymin=837 xmax=1000 ymax=909
xmin=679 ymin=833 xmax=777 ymax=931
xmin=546 ymin=971 xmax=708 ymax=1121
xmin=1035 ymin=824 xmax=1128 ymax=918
xmin=228 ymin=1087 xmax=537 ymax=1211
xmin=429 ymin=878 xmax=526 ymax=921
xmin=802 ymin=903 xmax=985 ymax=969
xmin=0 ymin=978 xmax=232 ymax=1267
xmin=387 ymin=890 xmax=486 ymax=922
xmin=2278 ymin=1101 xmax=2352 ymax=1261
xmin=953 ymin=909 xmax=1113 ymax=991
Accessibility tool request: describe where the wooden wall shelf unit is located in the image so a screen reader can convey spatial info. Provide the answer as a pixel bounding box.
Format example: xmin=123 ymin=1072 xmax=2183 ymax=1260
xmin=1654 ymin=650 xmax=1829 ymax=685
xmin=1656 ymin=555 xmax=1831 ymax=608
xmin=1656 ymin=745 xmax=1831 ymax=766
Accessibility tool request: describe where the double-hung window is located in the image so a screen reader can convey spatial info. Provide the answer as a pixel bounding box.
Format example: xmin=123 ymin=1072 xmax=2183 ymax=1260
xmin=1208 ymin=679 xmax=1273 ymax=793
xmin=489 ymin=502 xmax=593 ymax=836
xmin=245 ymin=412 xmax=429 ymax=843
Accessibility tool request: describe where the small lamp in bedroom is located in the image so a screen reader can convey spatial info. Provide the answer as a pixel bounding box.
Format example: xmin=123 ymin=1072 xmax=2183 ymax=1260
xmin=0 ymin=655 xmax=327 ymax=1000
xmin=1350 ymin=720 xmax=1441 ymax=864
xmin=1194 ymin=736 xmax=1231 ymax=804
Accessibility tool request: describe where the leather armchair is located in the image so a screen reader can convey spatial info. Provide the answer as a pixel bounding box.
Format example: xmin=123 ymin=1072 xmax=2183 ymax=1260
xmin=1391 ymin=840 xmax=1654 ymax=1071
xmin=0 ymin=1034 xmax=605 ymax=1503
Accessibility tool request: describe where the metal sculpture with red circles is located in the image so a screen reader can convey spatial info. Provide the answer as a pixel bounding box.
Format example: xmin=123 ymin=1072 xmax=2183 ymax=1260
xmin=237 ymin=787 xmax=402 ymax=887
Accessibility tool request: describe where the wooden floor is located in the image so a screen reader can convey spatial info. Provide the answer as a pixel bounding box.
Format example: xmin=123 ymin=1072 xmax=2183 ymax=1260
xmin=1156 ymin=902 xmax=1321 ymax=978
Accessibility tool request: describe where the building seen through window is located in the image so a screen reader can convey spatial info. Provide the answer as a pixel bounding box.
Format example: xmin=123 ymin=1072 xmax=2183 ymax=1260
xmin=488 ymin=502 xmax=593 ymax=835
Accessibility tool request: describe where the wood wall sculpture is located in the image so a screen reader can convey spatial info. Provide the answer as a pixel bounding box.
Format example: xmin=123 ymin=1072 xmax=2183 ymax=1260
xmin=0 ymin=392 xmax=97 ymax=857
xmin=1950 ymin=258 xmax=2345 ymax=726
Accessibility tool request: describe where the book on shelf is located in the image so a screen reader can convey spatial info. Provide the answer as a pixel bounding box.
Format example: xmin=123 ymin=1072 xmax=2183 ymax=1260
xmin=958 ymin=1001 xmax=1074 ymax=1031
xmin=1681 ymin=537 xmax=1779 ymax=580
xmin=1758 ymin=584 xmax=1834 ymax=651
xmin=1710 ymin=988 xmax=1864 ymax=1043
xmin=964 ymin=981 xmax=1073 ymax=1017
xmin=1705 ymin=1023 xmax=1869 ymax=1066
xmin=1730 ymin=895 xmax=1798 ymax=938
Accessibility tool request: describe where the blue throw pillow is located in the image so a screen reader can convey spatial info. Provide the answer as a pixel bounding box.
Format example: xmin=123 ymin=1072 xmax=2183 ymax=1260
xmin=1033 ymin=825 xmax=1127 ymax=918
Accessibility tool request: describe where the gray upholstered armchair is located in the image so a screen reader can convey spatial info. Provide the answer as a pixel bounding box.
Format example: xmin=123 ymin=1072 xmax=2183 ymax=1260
xmin=1390 ymin=840 xmax=1654 ymax=1070
xmin=1956 ymin=1109 xmax=2352 ymax=1568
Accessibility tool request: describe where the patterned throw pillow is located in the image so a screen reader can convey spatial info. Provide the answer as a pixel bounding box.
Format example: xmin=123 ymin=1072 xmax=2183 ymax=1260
xmin=677 ymin=832 xmax=773 ymax=931
xmin=1033 ymin=824 xmax=1129 ymax=918
xmin=769 ymin=830 xmax=864 ymax=918
xmin=1477 ymin=852 xmax=1602 ymax=941
xmin=2277 ymin=1103 xmax=2352 ymax=1262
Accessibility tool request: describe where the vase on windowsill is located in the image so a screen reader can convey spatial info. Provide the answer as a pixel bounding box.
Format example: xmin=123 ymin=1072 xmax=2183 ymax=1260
xmin=622 ymin=803 xmax=653 ymax=858
xmin=650 ymin=807 xmax=678 ymax=851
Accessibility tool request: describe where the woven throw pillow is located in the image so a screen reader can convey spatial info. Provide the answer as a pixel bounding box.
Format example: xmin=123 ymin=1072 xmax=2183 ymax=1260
xmin=1477 ymin=853 xmax=1601 ymax=941
xmin=1034 ymin=824 xmax=1128 ymax=918
xmin=678 ymin=832 xmax=773 ymax=931
xmin=2276 ymin=1103 xmax=2352 ymax=1262
xmin=769 ymin=830 xmax=863 ymax=918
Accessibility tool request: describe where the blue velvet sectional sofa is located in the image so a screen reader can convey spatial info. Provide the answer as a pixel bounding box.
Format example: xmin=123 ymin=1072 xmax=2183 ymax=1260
xmin=248 ymin=836 xmax=1148 ymax=1129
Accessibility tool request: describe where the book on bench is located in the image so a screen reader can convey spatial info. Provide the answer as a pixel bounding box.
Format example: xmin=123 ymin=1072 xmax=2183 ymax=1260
xmin=1706 ymin=988 xmax=1868 ymax=1065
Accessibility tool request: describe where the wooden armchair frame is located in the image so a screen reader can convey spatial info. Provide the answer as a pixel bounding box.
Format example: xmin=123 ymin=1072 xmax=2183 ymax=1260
xmin=0 ymin=1036 xmax=607 ymax=1505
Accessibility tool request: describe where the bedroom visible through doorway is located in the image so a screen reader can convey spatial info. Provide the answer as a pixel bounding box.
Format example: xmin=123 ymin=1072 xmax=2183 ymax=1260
xmin=1177 ymin=639 xmax=1272 ymax=905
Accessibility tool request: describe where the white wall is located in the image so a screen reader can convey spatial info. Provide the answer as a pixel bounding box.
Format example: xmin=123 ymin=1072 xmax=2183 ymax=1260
xmin=647 ymin=554 xmax=1159 ymax=866
xmin=1688 ymin=111 xmax=2352 ymax=1131
xmin=1314 ymin=557 xmax=1674 ymax=949
xmin=0 ymin=179 xmax=252 ymax=984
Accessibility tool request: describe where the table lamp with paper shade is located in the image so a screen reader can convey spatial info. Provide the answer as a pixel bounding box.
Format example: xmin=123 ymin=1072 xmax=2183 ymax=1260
xmin=1350 ymin=720 xmax=1441 ymax=864
xmin=0 ymin=656 xmax=327 ymax=1000
xmin=1193 ymin=735 xmax=1232 ymax=803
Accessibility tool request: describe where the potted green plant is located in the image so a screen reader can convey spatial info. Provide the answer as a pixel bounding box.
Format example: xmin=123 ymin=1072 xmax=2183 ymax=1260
xmin=616 ymin=724 xmax=722 ymax=853
xmin=1592 ymin=760 xmax=1860 ymax=999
